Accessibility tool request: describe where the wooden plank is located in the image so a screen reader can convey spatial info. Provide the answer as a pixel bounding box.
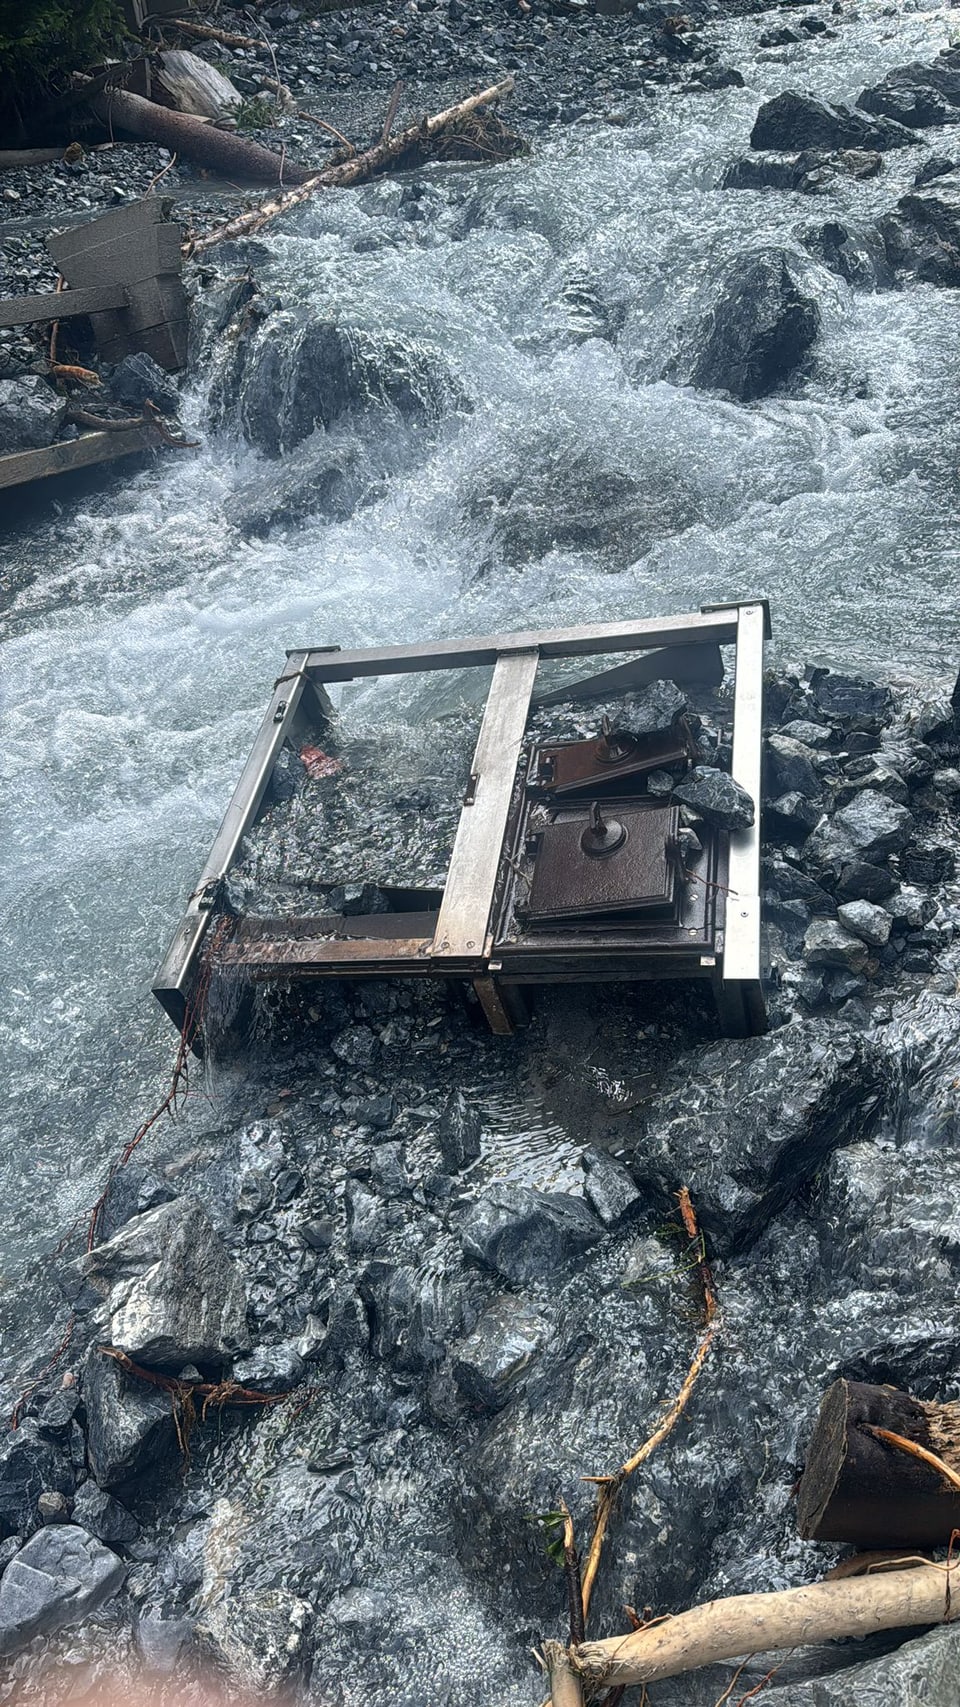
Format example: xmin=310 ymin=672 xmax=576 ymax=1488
xmin=303 ymin=610 xmax=736 ymax=682
xmin=722 ymin=602 xmax=767 ymax=991
xmin=0 ymin=425 xmax=157 ymax=491
xmin=0 ymin=283 xmax=128 ymax=326
xmin=432 ymin=649 xmax=539 ymax=961
xmin=152 ymin=653 xmax=313 ymax=1028
xmin=50 ymin=223 xmax=183 ymax=288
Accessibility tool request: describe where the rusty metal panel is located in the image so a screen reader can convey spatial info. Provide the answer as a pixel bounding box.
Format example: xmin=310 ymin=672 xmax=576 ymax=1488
xmin=529 ymin=718 xmax=696 ymax=798
xmin=523 ymin=801 xmax=680 ymax=924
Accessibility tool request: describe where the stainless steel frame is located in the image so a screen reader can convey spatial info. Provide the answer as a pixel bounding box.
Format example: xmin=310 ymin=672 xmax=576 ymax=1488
xmin=153 ymin=602 xmax=769 ymax=1036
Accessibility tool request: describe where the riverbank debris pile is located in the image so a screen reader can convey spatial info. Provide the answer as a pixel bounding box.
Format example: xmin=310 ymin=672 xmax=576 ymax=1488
xmin=153 ymin=602 xmax=768 ymax=1045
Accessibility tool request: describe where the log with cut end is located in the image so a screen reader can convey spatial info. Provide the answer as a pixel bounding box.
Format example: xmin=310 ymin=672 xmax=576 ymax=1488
xmin=797 ymin=1378 xmax=960 ymax=1548
xmin=89 ymin=86 xmax=312 ymax=184
xmin=571 ymin=1564 xmax=959 ymax=1690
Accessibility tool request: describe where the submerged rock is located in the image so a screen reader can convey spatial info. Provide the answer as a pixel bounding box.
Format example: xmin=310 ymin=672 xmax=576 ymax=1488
xmin=452 ymin=1295 xmax=551 ymax=1410
xmin=750 ymin=90 xmax=916 ymax=153
xmin=70 ymin=1482 xmax=139 ymax=1549
xmin=0 ymin=1525 xmax=125 ymax=1657
xmin=460 ymin=1184 xmax=604 ymax=1284
xmin=82 ymin=1196 xmax=250 ymax=1372
xmin=438 ymin=1090 xmax=483 ymax=1174
xmin=0 ymin=1424 xmax=74 ymax=1542
xmin=678 ymin=249 xmax=820 ymax=402
xmin=837 ymin=899 xmax=892 ymax=947
xmin=581 ymin=1146 xmax=645 ymax=1226
xmin=82 ymin=1344 xmax=176 ymax=1489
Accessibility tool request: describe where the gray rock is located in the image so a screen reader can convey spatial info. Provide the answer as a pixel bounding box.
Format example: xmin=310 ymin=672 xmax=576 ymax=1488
xmin=330 ymin=1024 xmax=377 ymax=1069
xmin=345 ymin=1181 xmax=388 ymax=1254
xmin=367 ymin=1141 xmax=409 ymax=1198
xmin=438 ymin=1090 xmax=482 ymax=1173
xmin=767 ymin=791 xmax=821 ymax=840
xmin=765 ymin=1620 xmax=960 ymax=1704
xmin=834 ymin=760 xmax=909 ymax=807
xmin=35 ymin=1387 xmax=80 ymax=1443
xmin=452 ymin=1295 xmax=551 ymax=1410
xmin=886 ymin=885 xmax=938 ymax=932
xmin=859 ymin=60 xmax=960 ymax=129
xmin=581 ymin=1147 xmax=644 ymax=1227
xmin=837 ymin=900 xmax=892 ymax=947
xmin=36 ymin=1492 xmax=70 ymax=1524
xmin=631 ymin=1022 xmax=890 ymax=1254
xmin=107 ymin=352 xmax=179 ymax=417
xmin=82 ymin=1196 xmax=250 ymax=1372
xmin=135 ymin=1612 xmax=195 ymax=1673
xmin=0 ymin=376 xmax=66 ymax=454
xmin=619 ymin=679 xmax=689 ymax=737
xmin=803 ymin=919 xmax=870 ymax=974
xmin=932 ymin=767 xmax=960 ymax=798
xmin=750 ymin=90 xmax=917 ymax=152
xmin=881 ymin=171 xmax=960 ymax=286
xmin=673 ymin=766 xmax=755 ymax=831
xmin=678 ymin=249 xmax=820 ymax=402
xmin=900 ymin=845 xmax=956 ymax=885
xmin=361 ymin=1262 xmax=470 ymax=1375
xmin=811 ymin=671 xmax=894 ymax=727
xmin=834 ymin=860 xmax=898 ymax=903
xmin=70 ymin=1482 xmax=139 ymax=1548
xmin=98 ymin=1161 xmax=177 ymax=1243
xmin=837 ymin=793 xmax=914 ymax=857
xmin=0 ymin=1424 xmax=74 ymax=1541
xmin=460 ymin=1184 xmax=604 ymax=1284
xmin=83 ymin=1344 xmax=175 ymax=1490
xmin=803 ymin=216 xmax=894 ymax=289
xmin=231 ymin=1342 xmax=305 ymax=1394
xmin=779 ymin=719 xmax=833 ymax=747
xmin=0 ymin=1525 xmax=125 ymax=1657
xmin=766 ymin=734 xmax=821 ymax=799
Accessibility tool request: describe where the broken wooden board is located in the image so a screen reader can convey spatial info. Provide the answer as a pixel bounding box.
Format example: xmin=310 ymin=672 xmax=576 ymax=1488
xmin=0 ymin=425 xmax=158 ymax=491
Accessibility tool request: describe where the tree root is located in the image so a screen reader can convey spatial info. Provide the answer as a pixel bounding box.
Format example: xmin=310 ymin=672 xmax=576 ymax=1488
xmin=99 ymin=1346 xmax=288 ymax=1462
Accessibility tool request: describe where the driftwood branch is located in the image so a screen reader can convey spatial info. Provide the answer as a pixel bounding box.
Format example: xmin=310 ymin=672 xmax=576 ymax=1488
xmin=168 ymin=17 xmax=262 ymax=51
xmin=572 ymin=1564 xmax=960 ymax=1690
xmin=542 ymin=1640 xmax=585 ymax=1707
xmin=579 ymin=1187 xmax=717 ymax=1623
xmin=187 ymin=75 xmax=515 ymax=256
xmin=88 ymin=84 xmax=313 ymax=184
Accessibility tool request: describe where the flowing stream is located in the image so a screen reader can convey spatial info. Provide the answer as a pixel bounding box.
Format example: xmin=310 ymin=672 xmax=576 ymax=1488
xmin=2 ymin=0 xmax=960 ymax=1329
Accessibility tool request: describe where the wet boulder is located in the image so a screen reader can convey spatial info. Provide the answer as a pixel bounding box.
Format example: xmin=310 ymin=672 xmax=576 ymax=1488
xmin=438 ymin=1090 xmax=483 ymax=1174
xmin=803 ymin=793 xmax=913 ymax=884
xmin=723 ymin=149 xmax=882 ymax=194
xmin=763 ymin=1623 xmax=960 ymax=1705
xmin=900 ymin=845 xmax=956 ymax=885
xmin=837 ymin=899 xmax=892 ymax=947
xmin=810 ymin=670 xmax=893 ymax=729
xmin=859 ymin=60 xmax=960 ymax=129
xmin=0 ymin=1424 xmax=74 ymax=1541
xmin=82 ymin=1344 xmax=176 ymax=1489
xmin=70 ymin=1482 xmax=139 ymax=1549
xmin=673 ymin=766 xmax=755 ymax=830
xmin=803 ymin=918 xmax=870 ymax=974
xmin=880 ymin=172 xmax=960 ymax=286
xmin=0 ymin=376 xmax=66 ymax=454
xmin=460 ymin=1184 xmax=603 ymax=1285
xmin=0 ymin=1525 xmax=125 ymax=1657
xmin=210 ymin=314 xmax=463 ymax=458
xmin=630 ymin=1023 xmax=891 ymax=1254
xmin=749 ymin=91 xmax=916 ymax=153
xmin=360 ymin=1261 xmax=475 ymax=1375
xmin=679 ymin=250 xmax=820 ymax=402
xmin=765 ymin=733 xmax=821 ymax=799
xmin=107 ymin=352 xmax=179 ymax=416
xmin=802 ymin=218 xmax=893 ymax=290
xmin=451 ymin=1295 xmax=551 ymax=1411
xmin=581 ymin=1146 xmax=645 ymax=1227
xmin=82 ymin=1196 xmax=250 ymax=1372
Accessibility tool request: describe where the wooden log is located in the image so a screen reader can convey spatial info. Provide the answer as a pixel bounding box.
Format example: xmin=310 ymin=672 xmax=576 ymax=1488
xmin=0 ymin=426 xmax=158 ymax=492
xmin=572 ymin=1564 xmax=959 ymax=1690
xmin=542 ymin=1640 xmax=584 ymax=1707
xmin=156 ymin=50 xmax=242 ymax=120
xmin=0 ymin=148 xmax=67 ymax=170
xmin=187 ymin=75 xmax=515 ymax=255
xmin=796 ymin=1378 xmax=960 ymax=1548
xmin=0 ymin=284 xmax=128 ymax=327
xmin=88 ymin=86 xmax=313 ymax=184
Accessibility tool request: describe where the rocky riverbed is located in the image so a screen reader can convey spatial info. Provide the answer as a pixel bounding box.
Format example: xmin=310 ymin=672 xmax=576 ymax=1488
xmin=3 ymin=0 xmax=960 ymax=1703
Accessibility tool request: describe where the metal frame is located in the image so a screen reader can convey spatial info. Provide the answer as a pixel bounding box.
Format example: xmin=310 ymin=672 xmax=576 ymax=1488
xmin=153 ymin=602 xmax=769 ymax=1035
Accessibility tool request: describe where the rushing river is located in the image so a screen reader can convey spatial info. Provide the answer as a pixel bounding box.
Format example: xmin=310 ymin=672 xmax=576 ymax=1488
xmin=2 ymin=0 xmax=959 ymax=1331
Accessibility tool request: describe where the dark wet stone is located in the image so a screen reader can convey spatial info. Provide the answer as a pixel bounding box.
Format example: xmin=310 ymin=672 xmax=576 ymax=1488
xmin=438 ymin=1090 xmax=483 ymax=1174
xmin=82 ymin=1345 xmax=176 ymax=1490
xmin=837 ymin=900 xmax=892 ymax=946
xmin=723 ymin=148 xmax=881 ymax=195
xmin=834 ymin=760 xmax=909 ymax=807
xmin=763 ymin=1624 xmax=960 ymax=1704
xmin=318 ymin=1284 xmax=369 ymax=1364
xmin=70 ymin=1483 xmax=140 ymax=1549
xmin=0 ymin=1425 xmax=74 ymax=1542
xmin=368 ymin=1141 xmax=409 ymax=1199
xmin=300 ymin=1217 xmax=335 ymax=1251
xmin=452 ymin=1295 xmax=551 ymax=1410
xmin=804 ymin=794 xmax=913 ymax=879
xmin=35 ymin=1387 xmax=80 ymax=1444
xmin=762 ymin=853 xmax=836 ymax=914
xmin=0 ymin=376 xmax=66 ymax=454
xmin=231 ymin=1342 xmax=305 ymax=1393
xmin=345 ymin=1182 xmax=388 ymax=1254
xmin=631 ymin=1023 xmax=891 ymax=1254
xmin=900 ymin=845 xmax=956 ymax=884
xmin=779 ymin=719 xmax=833 ymax=747
xmin=677 ymin=249 xmax=820 ymax=402
xmin=673 ymin=765 xmax=755 ymax=830
xmin=135 ymin=1612 xmax=196 ymax=1674
xmin=82 ymin=1197 xmax=250 ymax=1372
xmin=460 ymin=1184 xmax=604 ymax=1284
xmin=881 ymin=172 xmax=960 ymax=286
xmin=620 ymin=679 xmax=689 ymax=737
xmin=581 ymin=1147 xmax=645 ymax=1227
xmin=802 ymin=217 xmax=893 ymax=288
xmin=107 ymin=352 xmax=179 ymax=416
xmin=766 ymin=734 xmax=821 ymax=799
xmin=361 ymin=1261 xmax=470 ymax=1374
xmin=767 ymin=791 xmax=822 ymax=842
xmin=914 ymin=154 xmax=957 ymax=186
xmin=750 ymin=90 xmax=916 ymax=153
xmin=803 ymin=918 xmax=870 ymax=974
xmin=97 ymin=1162 xmax=177 ymax=1243
xmin=36 ymin=1492 xmax=70 ymax=1524
xmin=0 ymin=1525 xmax=125 ymax=1657
xmin=331 ymin=1024 xmax=377 ymax=1069
xmin=834 ymin=860 xmax=898 ymax=903
xmin=811 ymin=671 xmax=894 ymax=726
xmin=355 ymin=1093 xmax=395 ymax=1130
xmin=859 ymin=60 xmax=960 ymax=129
xmin=885 ymin=887 xmax=939 ymax=931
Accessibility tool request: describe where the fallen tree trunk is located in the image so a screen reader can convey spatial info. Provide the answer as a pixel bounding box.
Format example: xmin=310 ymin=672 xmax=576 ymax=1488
xmin=0 ymin=148 xmax=67 ymax=169
xmin=187 ymin=75 xmax=514 ymax=255
xmin=797 ymin=1379 xmax=960 ymax=1548
xmin=89 ymin=85 xmax=312 ymax=184
xmin=572 ymin=1564 xmax=959 ymax=1690
xmin=542 ymin=1640 xmax=584 ymax=1707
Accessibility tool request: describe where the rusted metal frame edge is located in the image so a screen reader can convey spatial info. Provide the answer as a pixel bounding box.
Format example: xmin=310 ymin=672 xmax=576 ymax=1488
xmin=432 ymin=649 xmax=540 ymax=960
xmin=299 ymin=609 xmax=738 ymax=681
xmin=722 ymin=602 xmax=767 ymax=994
xmin=0 ymin=282 xmax=129 ymax=326
xmin=151 ymin=650 xmax=311 ymax=1026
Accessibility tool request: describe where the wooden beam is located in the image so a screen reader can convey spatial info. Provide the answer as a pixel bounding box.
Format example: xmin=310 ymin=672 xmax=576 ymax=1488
xmin=0 ymin=283 xmax=128 ymax=326
xmin=432 ymin=649 xmax=539 ymax=961
xmin=0 ymin=425 xmax=157 ymax=492
xmin=722 ymin=602 xmax=766 ymax=999
xmin=303 ymin=610 xmax=737 ymax=682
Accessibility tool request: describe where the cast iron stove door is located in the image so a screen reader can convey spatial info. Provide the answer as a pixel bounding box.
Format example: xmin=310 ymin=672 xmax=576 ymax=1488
xmin=523 ymin=800 xmax=682 ymax=925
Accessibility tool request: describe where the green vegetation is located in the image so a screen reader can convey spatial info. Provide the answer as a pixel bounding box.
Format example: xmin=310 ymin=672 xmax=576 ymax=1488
xmin=0 ymin=0 xmax=126 ymax=141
